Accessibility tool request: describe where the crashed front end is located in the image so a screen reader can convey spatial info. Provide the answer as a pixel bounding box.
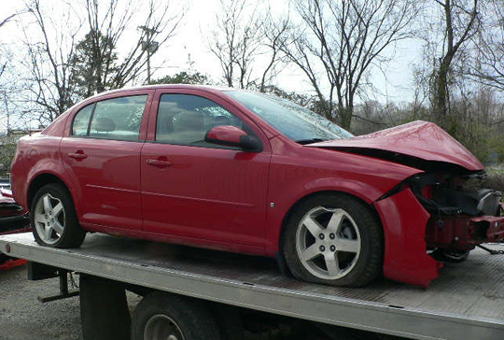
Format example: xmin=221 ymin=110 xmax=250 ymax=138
xmin=375 ymin=169 xmax=504 ymax=287
xmin=412 ymin=173 xmax=504 ymax=252
xmin=310 ymin=121 xmax=504 ymax=286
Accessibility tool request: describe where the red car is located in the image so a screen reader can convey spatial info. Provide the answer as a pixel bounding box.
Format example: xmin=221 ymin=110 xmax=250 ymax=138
xmin=10 ymin=85 xmax=504 ymax=287
xmin=0 ymin=190 xmax=30 ymax=270
xmin=0 ymin=189 xmax=30 ymax=232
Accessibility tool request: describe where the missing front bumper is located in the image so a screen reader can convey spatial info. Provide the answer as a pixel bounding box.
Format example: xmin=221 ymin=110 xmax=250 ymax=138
xmin=426 ymin=213 xmax=504 ymax=252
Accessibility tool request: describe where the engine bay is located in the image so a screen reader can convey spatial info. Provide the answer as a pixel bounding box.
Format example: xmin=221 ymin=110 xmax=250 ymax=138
xmin=407 ymin=172 xmax=504 ymax=256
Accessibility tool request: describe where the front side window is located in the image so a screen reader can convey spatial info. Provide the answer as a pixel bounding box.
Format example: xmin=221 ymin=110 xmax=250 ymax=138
xmin=156 ymin=94 xmax=244 ymax=147
xmin=71 ymin=95 xmax=147 ymax=141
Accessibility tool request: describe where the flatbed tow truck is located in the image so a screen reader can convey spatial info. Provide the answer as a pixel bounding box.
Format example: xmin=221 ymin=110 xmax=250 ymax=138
xmin=1 ymin=232 xmax=503 ymax=340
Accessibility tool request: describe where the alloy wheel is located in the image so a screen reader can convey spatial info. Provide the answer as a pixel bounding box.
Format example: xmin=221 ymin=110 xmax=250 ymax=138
xmin=295 ymin=207 xmax=361 ymax=280
xmin=34 ymin=193 xmax=66 ymax=245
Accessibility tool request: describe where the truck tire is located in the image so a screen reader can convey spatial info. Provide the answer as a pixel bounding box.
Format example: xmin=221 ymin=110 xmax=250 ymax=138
xmin=31 ymin=183 xmax=85 ymax=248
xmin=132 ymin=291 xmax=221 ymax=340
xmin=282 ymin=193 xmax=383 ymax=287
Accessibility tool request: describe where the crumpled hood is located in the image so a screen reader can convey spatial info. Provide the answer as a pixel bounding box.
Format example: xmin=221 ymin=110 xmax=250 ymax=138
xmin=309 ymin=120 xmax=484 ymax=171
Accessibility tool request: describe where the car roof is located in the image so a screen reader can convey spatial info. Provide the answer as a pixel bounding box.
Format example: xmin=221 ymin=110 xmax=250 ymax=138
xmin=89 ymin=84 xmax=237 ymax=98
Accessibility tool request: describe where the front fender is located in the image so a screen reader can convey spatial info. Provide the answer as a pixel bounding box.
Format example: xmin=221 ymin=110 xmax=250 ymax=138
xmin=302 ymin=177 xmax=385 ymax=204
xmin=265 ymin=176 xmax=399 ymax=255
xmin=374 ymin=187 xmax=442 ymax=287
xmin=265 ymin=165 xmax=423 ymax=256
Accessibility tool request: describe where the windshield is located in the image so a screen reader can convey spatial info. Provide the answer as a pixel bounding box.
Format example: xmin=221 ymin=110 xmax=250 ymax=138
xmin=226 ymin=91 xmax=353 ymax=143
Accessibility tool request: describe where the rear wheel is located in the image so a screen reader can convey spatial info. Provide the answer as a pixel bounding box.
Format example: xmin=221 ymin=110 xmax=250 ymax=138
xmin=282 ymin=194 xmax=383 ymax=287
xmin=132 ymin=292 xmax=221 ymax=340
xmin=31 ymin=183 xmax=85 ymax=248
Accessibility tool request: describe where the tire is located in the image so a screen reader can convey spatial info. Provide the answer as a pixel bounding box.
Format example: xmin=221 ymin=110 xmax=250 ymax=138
xmin=132 ymin=292 xmax=221 ymax=340
xmin=30 ymin=183 xmax=85 ymax=248
xmin=282 ymin=193 xmax=383 ymax=287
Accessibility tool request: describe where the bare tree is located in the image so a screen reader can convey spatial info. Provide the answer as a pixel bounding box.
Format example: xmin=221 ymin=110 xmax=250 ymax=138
xmin=208 ymin=0 xmax=289 ymax=91
xmin=281 ymin=0 xmax=418 ymax=128
xmin=1 ymin=11 xmax=25 ymax=135
xmin=209 ymin=0 xmax=261 ymax=88
xmin=73 ymin=0 xmax=186 ymax=96
xmin=22 ymin=0 xmax=83 ymax=123
xmin=258 ymin=14 xmax=291 ymax=92
xmin=431 ymin=0 xmax=479 ymax=118
xmin=467 ymin=0 xmax=504 ymax=91
xmin=0 ymin=13 xmax=17 ymax=28
xmin=20 ymin=0 xmax=185 ymax=125
xmin=0 ymin=17 xmax=12 ymax=81
xmin=0 ymin=10 xmax=27 ymax=81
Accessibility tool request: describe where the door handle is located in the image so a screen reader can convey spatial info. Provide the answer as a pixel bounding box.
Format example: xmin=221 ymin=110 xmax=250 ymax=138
xmin=146 ymin=159 xmax=172 ymax=167
xmin=68 ymin=152 xmax=88 ymax=160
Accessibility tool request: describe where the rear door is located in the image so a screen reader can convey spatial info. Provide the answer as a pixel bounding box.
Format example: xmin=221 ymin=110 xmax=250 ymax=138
xmin=60 ymin=91 xmax=152 ymax=230
xmin=140 ymin=89 xmax=271 ymax=248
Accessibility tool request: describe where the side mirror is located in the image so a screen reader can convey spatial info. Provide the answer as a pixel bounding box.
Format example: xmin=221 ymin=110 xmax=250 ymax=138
xmin=205 ymin=126 xmax=262 ymax=152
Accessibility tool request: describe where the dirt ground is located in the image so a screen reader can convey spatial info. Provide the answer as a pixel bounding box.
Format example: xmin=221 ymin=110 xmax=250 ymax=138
xmin=0 ymin=265 xmax=82 ymax=340
xmin=0 ymin=265 xmax=326 ymax=340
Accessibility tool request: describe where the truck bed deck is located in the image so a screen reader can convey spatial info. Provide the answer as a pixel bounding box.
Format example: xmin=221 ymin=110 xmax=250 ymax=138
xmin=1 ymin=232 xmax=503 ymax=340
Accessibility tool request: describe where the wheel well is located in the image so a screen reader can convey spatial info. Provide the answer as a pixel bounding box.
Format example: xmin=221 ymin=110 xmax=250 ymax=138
xmin=279 ymin=191 xmax=383 ymax=251
xmin=27 ymin=174 xmax=68 ymax=210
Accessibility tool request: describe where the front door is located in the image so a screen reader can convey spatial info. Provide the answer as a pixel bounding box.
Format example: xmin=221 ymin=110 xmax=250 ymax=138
xmin=141 ymin=91 xmax=271 ymax=248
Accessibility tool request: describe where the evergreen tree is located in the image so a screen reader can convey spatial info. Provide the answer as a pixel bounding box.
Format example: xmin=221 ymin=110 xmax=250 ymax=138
xmin=71 ymin=29 xmax=119 ymax=98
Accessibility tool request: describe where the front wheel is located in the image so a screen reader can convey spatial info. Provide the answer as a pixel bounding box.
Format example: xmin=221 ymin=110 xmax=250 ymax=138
xmin=31 ymin=183 xmax=85 ymax=248
xmin=282 ymin=194 xmax=383 ymax=287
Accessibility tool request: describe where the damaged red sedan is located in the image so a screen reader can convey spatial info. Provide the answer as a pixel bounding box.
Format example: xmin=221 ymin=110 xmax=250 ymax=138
xmin=10 ymin=85 xmax=504 ymax=287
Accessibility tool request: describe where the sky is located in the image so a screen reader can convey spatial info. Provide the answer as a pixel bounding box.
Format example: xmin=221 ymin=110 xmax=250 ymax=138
xmin=0 ymin=0 xmax=426 ymax=131
xmin=161 ymin=0 xmax=425 ymax=103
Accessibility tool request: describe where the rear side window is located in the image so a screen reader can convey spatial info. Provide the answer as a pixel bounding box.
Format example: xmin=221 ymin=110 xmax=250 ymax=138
xmin=72 ymin=104 xmax=94 ymax=136
xmin=71 ymin=95 xmax=148 ymax=141
xmin=89 ymin=95 xmax=147 ymax=141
